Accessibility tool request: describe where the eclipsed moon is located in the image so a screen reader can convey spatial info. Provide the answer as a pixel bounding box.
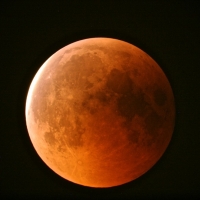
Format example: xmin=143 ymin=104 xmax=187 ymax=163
xmin=25 ymin=38 xmax=175 ymax=188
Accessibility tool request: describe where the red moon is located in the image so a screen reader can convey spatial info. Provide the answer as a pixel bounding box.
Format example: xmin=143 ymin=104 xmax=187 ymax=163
xmin=25 ymin=38 xmax=175 ymax=188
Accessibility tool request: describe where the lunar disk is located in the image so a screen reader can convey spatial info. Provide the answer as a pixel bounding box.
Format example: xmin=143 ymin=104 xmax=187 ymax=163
xmin=25 ymin=38 xmax=175 ymax=188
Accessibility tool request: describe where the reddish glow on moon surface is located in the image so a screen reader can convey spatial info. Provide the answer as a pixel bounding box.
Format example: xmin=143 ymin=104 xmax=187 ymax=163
xmin=25 ymin=38 xmax=175 ymax=188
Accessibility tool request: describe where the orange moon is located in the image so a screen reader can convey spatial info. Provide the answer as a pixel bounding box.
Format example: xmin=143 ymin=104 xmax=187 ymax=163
xmin=25 ymin=38 xmax=175 ymax=188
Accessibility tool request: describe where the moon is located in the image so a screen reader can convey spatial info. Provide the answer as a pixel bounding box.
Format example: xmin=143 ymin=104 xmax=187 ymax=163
xmin=25 ymin=38 xmax=175 ymax=188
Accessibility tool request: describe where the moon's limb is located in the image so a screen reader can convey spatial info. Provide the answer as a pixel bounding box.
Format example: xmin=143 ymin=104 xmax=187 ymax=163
xmin=25 ymin=38 xmax=175 ymax=188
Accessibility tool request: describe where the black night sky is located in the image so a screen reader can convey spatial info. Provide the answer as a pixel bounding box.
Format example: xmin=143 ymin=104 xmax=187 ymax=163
xmin=1 ymin=1 xmax=200 ymax=199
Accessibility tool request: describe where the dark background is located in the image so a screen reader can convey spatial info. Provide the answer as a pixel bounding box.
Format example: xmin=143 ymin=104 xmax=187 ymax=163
xmin=1 ymin=1 xmax=200 ymax=199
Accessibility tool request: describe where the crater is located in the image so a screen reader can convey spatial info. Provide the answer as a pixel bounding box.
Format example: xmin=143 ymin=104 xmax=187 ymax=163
xmin=77 ymin=160 xmax=83 ymax=165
